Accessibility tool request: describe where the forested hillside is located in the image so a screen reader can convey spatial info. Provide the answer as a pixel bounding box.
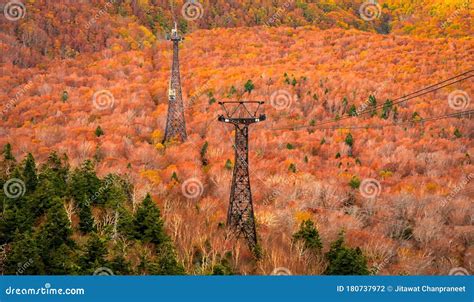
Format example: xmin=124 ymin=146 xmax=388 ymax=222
xmin=1 ymin=0 xmax=472 ymax=67
xmin=0 ymin=145 xmax=186 ymax=275
xmin=0 ymin=0 xmax=473 ymax=275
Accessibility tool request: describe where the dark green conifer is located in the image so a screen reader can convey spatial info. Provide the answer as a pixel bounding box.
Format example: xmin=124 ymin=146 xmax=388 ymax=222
xmin=4 ymin=230 xmax=45 ymax=275
xmin=134 ymin=194 xmax=167 ymax=245
xmin=149 ymin=241 xmax=185 ymax=275
xmin=95 ymin=126 xmax=105 ymax=137
xmin=292 ymin=219 xmax=323 ymax=253
xmin=22 ymin=153 xmax=37 ymax=193
xmin=324 ymin=231 xmax=369 ymax=275
xmin=79 ymin=232 xmax=108 ymax=274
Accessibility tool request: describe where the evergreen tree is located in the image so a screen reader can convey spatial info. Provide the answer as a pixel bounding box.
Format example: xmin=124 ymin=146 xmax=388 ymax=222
xmin=292 ymin=220 xmax=322 ymax=253
xmin=61 ymin=90 xmax=69 ymax=102
xmin=454 ymin=128 xmax=462 ymax=138
xmin=69 ymin=160 xmax=101 ymax=206
xmin=207 ymin=92 xmax=216 ymax=105
xmin=200 ymin=141 xmax=208 ymax=159
xmin=102 ymin=176 xmax=126 ymax=209
xmin=149 ymin=241 xmax=185 ymax=275
xmin=244 ymin=79 xmax=255 ymax=94
xmin=1 ymin=143 xmax=16 ymax=176
xmin=228 ymin=86 xmax=237 ymax=96
xmin=29 ymin=177 xmax=57 ymax=220
xmin=288 ymin=163 xmax=297 ymax=173
xmin=0 ymin=208 xmax=17 ymax=243
xmin=2 ymin=143 xmax=15 ymax=161
xmin=136 ymin=253 xmax=151 ymax=275
xmin=284 ymin=73 xmax=290 ymax=85
xmin=291 ymin=77 xmax=297 ymax=86
xmin=46 ymin=243 xmax=77 ymax=275
xmin=344 ymin=133 xmax=353 ymax=147
xmin=381 ymin=99 xmax=393 ymax=119
xmin=22 ymin=153 xmax=38 ymax=193
xmin=171 ymin=172 xmax=179 ymax=182
xmin=348 ymin=104 xmax=358 ymax=116
xmin=345 ymin=133 xmax=354 ymax=157
xmin=78 ymin=196 xmax=95 ymax=234
xmin=4 ymin=230 xmax=45 ymax=275
xmin=324 ymin=231 xmax=369 ymax=275
xmin=412 ymin=112 xmax=422 ymax=122
xmin=225 ymin=159 xmax=233 ymax=170
xmin=134 ymin=194 xmax=167 ymax=245
xmin=95 ymin=126 xmax=105 ymax=137
xmin=79 ymin=232 xmax=108 ymax=274
xmin=41 ymin=152 xmax=69 ymax=197
xmin=37 ymin=197 xmax=76 ymax=274
xmin=211 ymin=252 xmax=234 ymax=275
xmin=349 ymin=176 xmax=361 ymax=189
xmin=108 ymin=254 xmax=133 ymax=275
xmin=211 ymin=263 xmax=232 ymax=275
xmin=117 ymin=206 xmax=135 ymax=239
xmin=38 ymin=197 xmax=74 ymax=249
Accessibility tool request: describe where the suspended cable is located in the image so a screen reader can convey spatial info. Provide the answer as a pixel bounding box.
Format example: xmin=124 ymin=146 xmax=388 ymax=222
xmin=274 ymin=69 xmax=473 ymax=131
xmin=273 ymin=109 xmax=474 ymax=131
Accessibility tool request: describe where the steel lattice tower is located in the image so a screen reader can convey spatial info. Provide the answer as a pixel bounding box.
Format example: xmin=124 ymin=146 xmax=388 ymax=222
xmin=163 ymin=23 xmax=187 ymax=143
xmin=218 ymin=101 xmax=266 ymax=251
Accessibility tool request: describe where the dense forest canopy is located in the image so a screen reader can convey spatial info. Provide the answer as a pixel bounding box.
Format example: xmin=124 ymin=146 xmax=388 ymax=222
xmin=0 ymin=0 xmax=472 ymax=275
xmin=1 ymin=0 xmax=472 ymax=67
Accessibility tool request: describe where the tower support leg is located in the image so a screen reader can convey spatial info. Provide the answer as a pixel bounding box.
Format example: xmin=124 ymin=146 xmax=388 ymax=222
xmin=228 ymin=125 xmax=257 ymax=250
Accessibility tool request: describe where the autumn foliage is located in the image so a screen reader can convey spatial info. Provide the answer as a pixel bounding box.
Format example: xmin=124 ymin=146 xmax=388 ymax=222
xmin=0 ymin=0 xmax=473 ymax=275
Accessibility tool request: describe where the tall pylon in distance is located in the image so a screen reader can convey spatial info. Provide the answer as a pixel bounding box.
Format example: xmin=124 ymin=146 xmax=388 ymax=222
xmin=218 ymin=101 xmax=266 ymax=252
xmin=163 ymin=23 xmax=187 ymax=143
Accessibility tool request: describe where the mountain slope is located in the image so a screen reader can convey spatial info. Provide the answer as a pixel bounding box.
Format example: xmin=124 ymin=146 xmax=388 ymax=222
xmin=1 ymin=23 xmax=473 ymax=274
